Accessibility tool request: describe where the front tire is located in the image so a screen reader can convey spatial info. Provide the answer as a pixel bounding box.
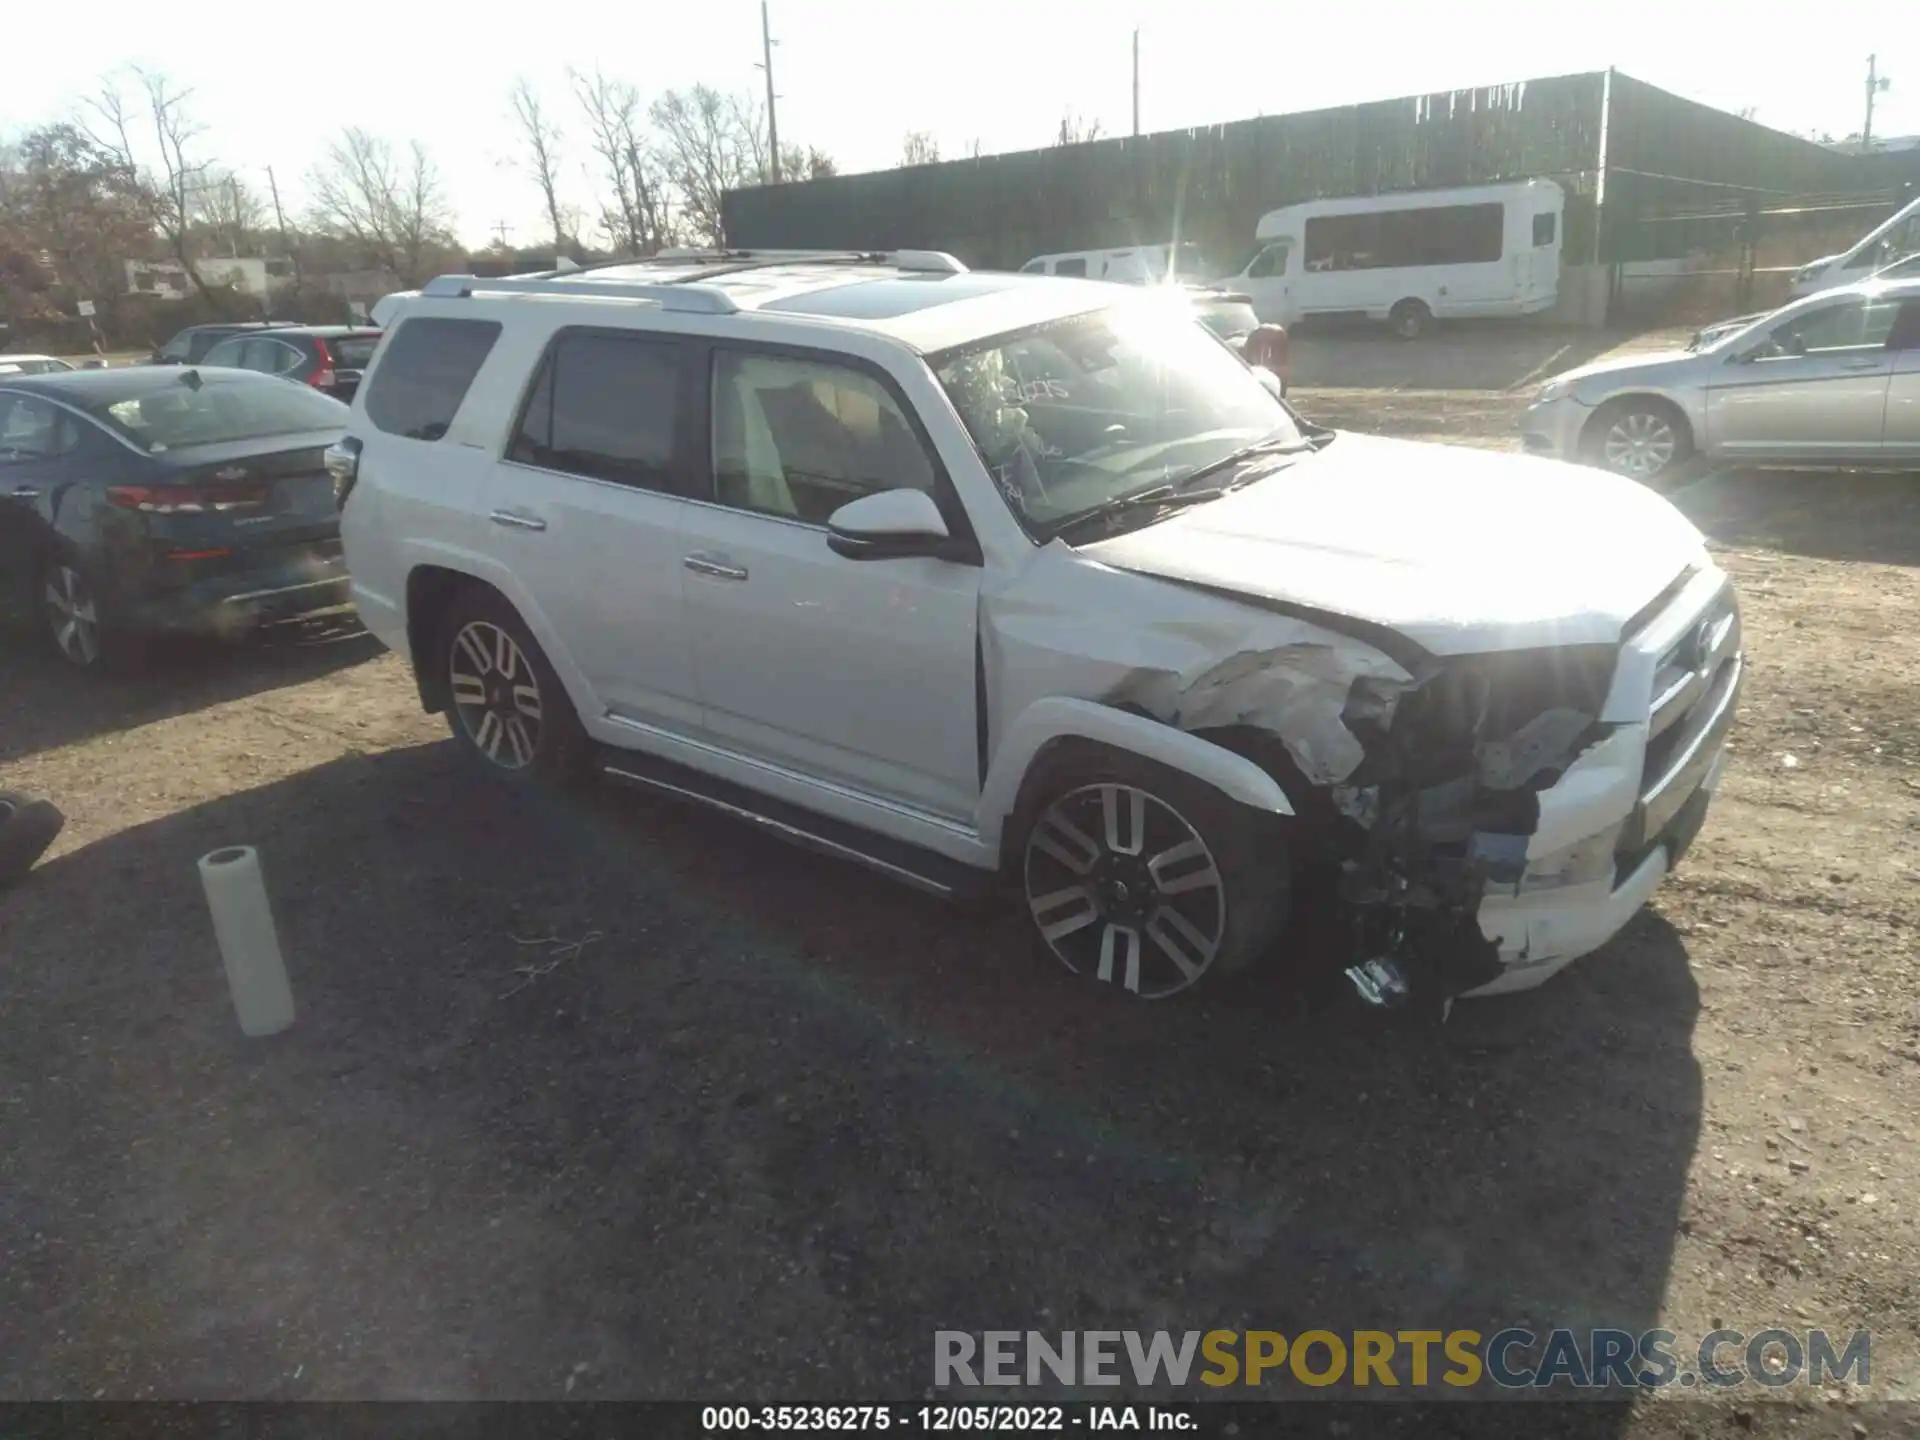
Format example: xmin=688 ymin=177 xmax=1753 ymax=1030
xmin=1583 ymin=398 xmax=1693 ymax=485
xmin=1019 ymin=753 xmax=1287 ymax=1000
xmin=438 ymin=588 xmax=587 ymax=786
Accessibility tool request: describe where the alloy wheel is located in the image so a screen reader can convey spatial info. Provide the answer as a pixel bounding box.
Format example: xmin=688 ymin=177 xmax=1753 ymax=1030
xmin=1023 ymin=782 xmax=1228 ymax=1000
xmin=1602 ymin=411 xmax=1677 ymax=479
xmin=44 ymin=565 xmax=101 ymax=667
xmin=448 ymin=620 xmax=545 ymax=770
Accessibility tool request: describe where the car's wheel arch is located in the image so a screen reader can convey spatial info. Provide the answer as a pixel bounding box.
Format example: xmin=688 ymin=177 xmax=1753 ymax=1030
xmin=980 ymin=697 xmax=1298 ymax=872
xmin=1580 ymin=391 xmax=1696 ymax=456
xmin=403 ymin=563 xmax=593 ymax=725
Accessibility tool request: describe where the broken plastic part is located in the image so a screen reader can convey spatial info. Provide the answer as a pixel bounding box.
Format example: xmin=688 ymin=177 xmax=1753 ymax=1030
xmin=1345 ymin=957 xmax=1413 ymax=1008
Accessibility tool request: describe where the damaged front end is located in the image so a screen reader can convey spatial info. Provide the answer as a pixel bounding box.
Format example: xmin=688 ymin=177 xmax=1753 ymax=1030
xmin=1330 ymin=646 xmax=1619 ymax=1011
xmin=1117 ymin=629 xmax=1623 ymax=1013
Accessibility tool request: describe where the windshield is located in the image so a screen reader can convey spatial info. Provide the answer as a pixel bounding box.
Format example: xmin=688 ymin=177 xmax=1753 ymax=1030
xmin=87 ymin=372 xmax=349 ymax=452
xmin=932 ymin=305 xmax=1302 ymax=535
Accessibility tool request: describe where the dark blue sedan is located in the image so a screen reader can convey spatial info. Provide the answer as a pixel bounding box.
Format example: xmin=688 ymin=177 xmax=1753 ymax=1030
xmin=0 ymin=366 xmax=352 ymax=669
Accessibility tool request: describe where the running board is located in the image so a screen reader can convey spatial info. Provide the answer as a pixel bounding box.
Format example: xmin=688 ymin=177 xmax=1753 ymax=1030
xmin=593 ymin=746 xmax=996 ymax=900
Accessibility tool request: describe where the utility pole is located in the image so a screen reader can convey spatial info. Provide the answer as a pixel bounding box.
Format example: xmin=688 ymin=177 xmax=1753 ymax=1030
xmin=265 ymin=166 xmax=300 ymax=316
xmin=1864 ymin=54 xmax=1892 ymax=151
xmin=493 ymin=220 xmax=514 ymax=249
xmin=760 ymin=0 xmax=782 ymax=184
xmin=1132 ymin=28 xmax=1140 ymax=136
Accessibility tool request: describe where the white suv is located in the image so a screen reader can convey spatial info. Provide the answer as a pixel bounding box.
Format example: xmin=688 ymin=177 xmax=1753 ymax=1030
xmin=332 ymin=251 xmax=1742 ymax=1006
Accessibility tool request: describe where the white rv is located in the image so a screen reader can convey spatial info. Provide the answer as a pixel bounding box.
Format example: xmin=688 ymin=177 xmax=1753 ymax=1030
xmin=1019 ymin=243 xmax=1212 ymax=285
xmin=1789 ymin=193 xmax=1920 ymax=298
xmin=1216 ymin=179 xmax=1565 ymax=337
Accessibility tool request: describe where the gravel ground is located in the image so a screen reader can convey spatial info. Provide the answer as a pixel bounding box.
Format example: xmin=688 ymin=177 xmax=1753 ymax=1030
xmin=1 ymin=341 xmax=1916 ymax=1435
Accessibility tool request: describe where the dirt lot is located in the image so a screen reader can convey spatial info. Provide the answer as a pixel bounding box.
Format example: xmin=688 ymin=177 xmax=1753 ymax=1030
xmin=2 ymin=328 xmax=1917 ymax=1434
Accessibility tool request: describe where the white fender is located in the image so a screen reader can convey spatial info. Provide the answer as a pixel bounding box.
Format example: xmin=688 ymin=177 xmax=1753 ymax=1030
xmin=976 ymin=695 xmax=1295 ymax=857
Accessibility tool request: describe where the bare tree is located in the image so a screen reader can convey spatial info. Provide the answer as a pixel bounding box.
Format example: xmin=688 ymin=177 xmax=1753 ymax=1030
xmin=1055 ymin=110 xmax=1105 ymax=146
xmin=900 ymin=130 xmax=941 ymax=167
xmin=192 ymin=169 xmax=268 ymax=257
xmin=799 ymin=146 xmax=837 ymax=180
xmin=307 ymin=129 xmax=459 ymax=287
xmin=569 ymin=68 xmax=673 ymax=254
xmin=510 ymin=78 xmax=571 ymax=253
xmin=86 ymin=67 xmax=217 ymax=302
xmin=965 ymin=138 xmax=985 ymax=160
xmin=649 ymin=86 xmax=775 ymax=246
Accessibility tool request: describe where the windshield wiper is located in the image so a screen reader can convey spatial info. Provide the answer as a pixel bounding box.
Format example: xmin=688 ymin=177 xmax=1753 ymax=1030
xmin=1174 ymin=435 xmax=1316 ymax=492
xmin=1044 ymin=483 xmax=1226 ymax=542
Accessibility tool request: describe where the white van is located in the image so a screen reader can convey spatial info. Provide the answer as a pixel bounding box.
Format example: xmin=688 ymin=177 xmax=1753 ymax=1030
xmin=1020 ymin=243 xmax=1211 ymax=285
xmin=1216 ymin=179 xmax=1565 ymax=337
xmin=1789 ymin=194 xmax=1920 ymax=298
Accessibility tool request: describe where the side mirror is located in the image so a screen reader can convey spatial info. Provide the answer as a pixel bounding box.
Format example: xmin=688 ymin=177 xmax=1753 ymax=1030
xmin=826 ymin=488 xmax=952 ymax=561
xmin=1251 ymin=365 xmax=1284 ymax=400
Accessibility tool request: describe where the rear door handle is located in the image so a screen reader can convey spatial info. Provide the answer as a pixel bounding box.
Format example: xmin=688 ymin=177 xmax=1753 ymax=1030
xmin=1839 ymin=357 xmax=1886 ymax=371
xmin=489 ymin=509 xmax=547 ymax=532
xmin=9 ymin=486 xmax=40 ymax=500
xmin=684 ymin=552 xmax=748 ymax=581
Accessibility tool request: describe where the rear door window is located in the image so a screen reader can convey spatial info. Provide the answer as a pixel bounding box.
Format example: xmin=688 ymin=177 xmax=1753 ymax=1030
xmin=0 ymin=394 xmax=69 ymax=460
xmin=363 ymin=317 xmax=502 ymax=441
xmin=508 ymin=331 xmax=681 ymax=491
xmin=331 ymin=335 xmax=381 ymax=369
xmin=1053 ymin=258 xmax=1087 ymax=277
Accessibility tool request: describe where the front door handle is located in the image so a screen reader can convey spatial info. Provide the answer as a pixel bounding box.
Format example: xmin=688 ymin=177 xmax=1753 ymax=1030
xmin=489 ymin=509 xmax=547 ymax=532
xmin=1839 ymin=357 xmax=1885 ymax=371
xmin=684 ymin=552 xmax=748 ymax=581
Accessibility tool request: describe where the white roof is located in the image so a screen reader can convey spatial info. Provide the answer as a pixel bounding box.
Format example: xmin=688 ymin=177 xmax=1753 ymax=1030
xmin=434 ymin=262 xmax=1120 ymax=355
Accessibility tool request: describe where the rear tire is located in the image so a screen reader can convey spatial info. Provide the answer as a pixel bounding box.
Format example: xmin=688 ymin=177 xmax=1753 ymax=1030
xmin=437 ymin=588 xmax=588 ymax=787
xmin=1017 ymin=750 xmax=1288 ymax=1001
xmin=39 ymin=559 xmax=127 ymax=671
xmin=1388 ymin=299 xmax=1431 ymax=340
xmin=1581 ymin=397 xmax=1694 ymax=485
xmin=0 ymin=791 xmax=65 ymax=887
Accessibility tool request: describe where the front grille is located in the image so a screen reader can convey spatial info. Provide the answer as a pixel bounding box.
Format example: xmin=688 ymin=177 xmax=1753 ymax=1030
xmin=1615 ymin=581 xmax=1742 ymax=865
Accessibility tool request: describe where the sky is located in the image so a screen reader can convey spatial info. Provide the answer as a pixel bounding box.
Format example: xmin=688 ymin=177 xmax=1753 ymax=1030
xmin=4 ymin=0 xmax=1916 ymax=252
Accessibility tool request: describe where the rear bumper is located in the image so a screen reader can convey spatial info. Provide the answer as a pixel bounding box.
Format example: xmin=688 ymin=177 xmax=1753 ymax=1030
xmin=123 ymin=547 xmax=353 ymax=636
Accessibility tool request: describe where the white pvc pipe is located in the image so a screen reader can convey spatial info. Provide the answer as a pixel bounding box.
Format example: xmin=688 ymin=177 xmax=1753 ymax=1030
xmin=197 ymin=846 xmax=296 ymax=1037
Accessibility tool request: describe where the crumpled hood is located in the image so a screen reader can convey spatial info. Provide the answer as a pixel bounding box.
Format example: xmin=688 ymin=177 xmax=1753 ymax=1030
xmin=1081 ymin=432 xmax=1707 ymax=656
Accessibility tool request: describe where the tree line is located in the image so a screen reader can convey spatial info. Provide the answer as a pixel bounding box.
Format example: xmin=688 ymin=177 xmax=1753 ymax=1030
xmin=2 ymin=61 xmax=1112 ymax=347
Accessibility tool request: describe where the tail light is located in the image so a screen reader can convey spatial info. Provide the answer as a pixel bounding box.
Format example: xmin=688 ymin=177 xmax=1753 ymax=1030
xmin=107 ymin=483 xmax=269 ymax=514
xmin=307 ymin=340 xmax=338 ymax=391
xmin=325 ymin=436 xmax=363 ymax=509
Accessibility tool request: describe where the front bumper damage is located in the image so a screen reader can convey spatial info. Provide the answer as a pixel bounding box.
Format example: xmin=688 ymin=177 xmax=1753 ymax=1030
xmin=1124 ymin=564 xmax=1743 ymax=1010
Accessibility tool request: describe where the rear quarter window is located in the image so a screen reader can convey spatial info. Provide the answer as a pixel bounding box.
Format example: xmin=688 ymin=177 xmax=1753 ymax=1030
xmin=331 ymin=335 xmax=381 ymax=369
xmin=362 ymin=317 xmax=503 ymax=441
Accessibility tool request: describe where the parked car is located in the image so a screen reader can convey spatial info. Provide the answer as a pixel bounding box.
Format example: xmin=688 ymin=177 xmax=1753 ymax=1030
xmin=0 ymin=355 xmax=75 ymax=377
xmin=335 ymin=249 xmax=1741 ymax=1008
xmin=150 ymin=321 xmax=301 ymax=367
xmin=1787 ymin=193 xmax=1920 ymax=298
xmin=0 ymin=366 xmax=352 ymax=668
xmin=1212 ymin=178 xmax=1563 ymax=337
xmin=199 ymin=325 xmax=383 ymax=402
xmin=1020 ymin=244 xmax=1212 ymax=284
xmin=1182 ymin=287 xmax=1290 ymax=393
xmin=1523 ymin=276 xmax=1920 ymax=482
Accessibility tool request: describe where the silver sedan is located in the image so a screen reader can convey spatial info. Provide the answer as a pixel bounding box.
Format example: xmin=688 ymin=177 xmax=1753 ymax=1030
xmin=1521 ymin=276 xmax=1920 ymax=483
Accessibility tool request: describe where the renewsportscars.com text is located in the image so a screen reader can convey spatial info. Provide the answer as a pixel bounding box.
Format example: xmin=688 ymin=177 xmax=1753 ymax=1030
xmin=934 ymin=1328 xmax=1871 ymax=1391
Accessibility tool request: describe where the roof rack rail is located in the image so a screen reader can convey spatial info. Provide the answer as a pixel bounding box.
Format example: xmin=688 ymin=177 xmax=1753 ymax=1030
xmin=419 ymin=273 xmax=740 ymax=315
xmin=529 ymin=248 xmax=969 ymax=278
